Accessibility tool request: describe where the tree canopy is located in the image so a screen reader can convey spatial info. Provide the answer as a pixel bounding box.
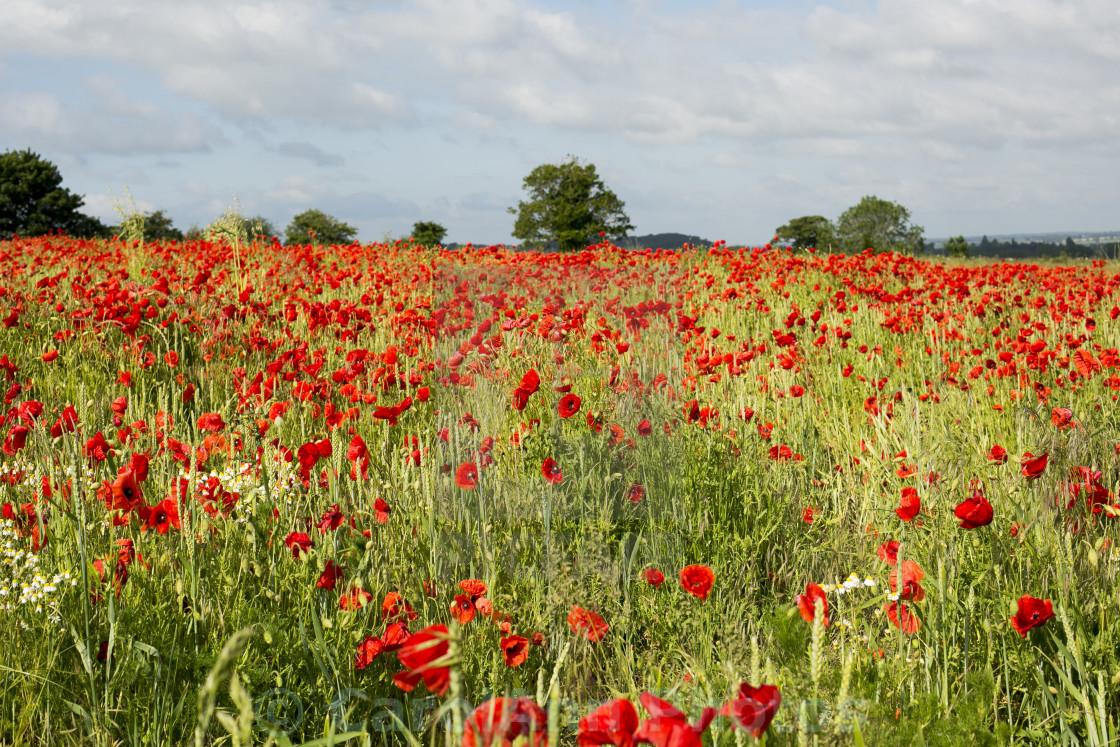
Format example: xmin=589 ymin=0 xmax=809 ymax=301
xmin=0 ymin=149 xmax=108 ymax=238
xmin=944 ymin=235 xmax=970 ymax=258
xmin=284 ymin=209 xmax=357 ymax=246
xmin=509 ymin=156 xmax=633 ymax=252
xmin=775 ymin=215 xmax=835 ymax=251
xmin=411 ymin=221 xmax=447 ymax=247
xmin=834 ymin=196 xmax=924 ymax=255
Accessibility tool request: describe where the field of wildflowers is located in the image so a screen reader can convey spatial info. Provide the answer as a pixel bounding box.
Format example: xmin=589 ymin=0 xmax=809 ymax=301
xmin=1 ymin=234 xmax=1118 ymax=745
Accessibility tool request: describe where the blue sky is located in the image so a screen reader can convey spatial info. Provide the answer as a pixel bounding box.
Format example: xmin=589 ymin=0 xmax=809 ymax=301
xmin=2 ymin=0 xmax=1118 ymax=245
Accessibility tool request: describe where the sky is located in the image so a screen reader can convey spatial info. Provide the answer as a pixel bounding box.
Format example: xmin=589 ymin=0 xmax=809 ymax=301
xmin=1 ymin=0 xmax=1118 ymax=246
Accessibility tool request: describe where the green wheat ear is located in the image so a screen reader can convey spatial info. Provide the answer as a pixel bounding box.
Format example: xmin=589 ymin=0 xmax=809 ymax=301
xmin=108 ymin=184 xmax=147 ymax=245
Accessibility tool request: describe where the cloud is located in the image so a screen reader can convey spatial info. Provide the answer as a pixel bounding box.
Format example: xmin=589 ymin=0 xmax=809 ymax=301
xmin=0 ymin=76 xmax=226 ymax=155
xmin=271 ymin=142 xmax=344 ymax=167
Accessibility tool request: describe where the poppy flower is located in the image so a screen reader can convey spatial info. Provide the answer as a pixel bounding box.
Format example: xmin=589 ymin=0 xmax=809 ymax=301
xmin=720 ymin=683 xmax=781 ymax=738
xmin=392 ymin=624 xmax=451 ymax=695
xmin=1050 ymin=407 xmax=1074 ymax=430
xmin=463 ymin=697 xmax=547 ymax=747
xmin=458 ymin=578 xmax=488 ymax=599
xmin=143 ymin=498 xmax=180 ymax=534
xmin=1021 ymin=452 xmax=1049 ymax=480
xmin=988 ymin=445 xmax=1009 ymax=464
xmin=340 ymin=586 xmax=373 ymax=610
xmin=108 ymin=470 xmax=144 ymax=511
xmin=643 ymin=568 xmax=665 ymax=588
xmin=794 ymin=582 xmax=829 ymax=627
xmin=451 ymin=593 xmax=477 ymax=624
xmin=577 ymin=698 xmax=639 ymax=747
xmin=365 ymin=496 xmax=389 ymax=523
xmin=568 ymin=606 xmax=609 ymax=642
xmin=895 ymin=488 xmax=921 ymax=522
xmin=679 ymin=565 xmax=714 ymax=601
xmin=557 ymin=393 xmax=582 ymax=418
xmin=637 ymin=419 xmax=652 ymax=437
xmin=1011 ymin=595 xmax=1054 ymax=637
xmin=626 ymin=484 xmax=646 ymax=503
xmin=317 ymin=504 xmax=345 ymax=532
xmin=541 ymin=458 xmax=563 ymax=485
xmin=955 ymin=491 xmax=993 ymax=529
xmin=888 ymin=560 xmax=926 ymax=602
xmin=500 ymin=635 xmax=530 ymax=667
xmin=884 ymin=601 xmax=921 ymax=634
xmin=455 ymin=461 xmax=479 ymax=489
xmin=197 ymin=413 xmax=226 ymax=432
xmin=877 ymin=540 xmax=900 ymax=565
xmin=633 ymin=692 xmax=716 ymax=747
xmin=355 ymin=636 xmax=384 ymax=670
xmin=382 ymin=591 xmax=416 ymax=623
xmin=317 ymin=561 xmax=344 ymax=590
xmin=284 ymin=532 xmax=313 ymax=559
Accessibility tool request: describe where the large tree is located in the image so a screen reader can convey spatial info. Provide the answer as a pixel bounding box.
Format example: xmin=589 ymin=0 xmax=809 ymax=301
xmin=834 ymin=196 xmax=924 ymax=255
xmin=411 ymin=221 xmax=447 ymax=247
xmin=509 ymin=156 xmax=633 ymax=252
xmin=0 ymin=149 xmax=108 ymax=238
xmin=284 ymin=209 xmax=357 ymax=246
xmin=775 ymin=215 xmax=835 ymax=252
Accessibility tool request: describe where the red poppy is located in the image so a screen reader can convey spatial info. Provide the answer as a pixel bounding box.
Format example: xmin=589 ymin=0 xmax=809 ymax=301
xmin=541 ymin=458 xmax=563 ymax=485
xmin=463 ymin=697 xmax=547 ymax=747
xmin=578 ymin=699 xmax=639 ymax=747
xmin=142 ymin=498 xmax=180 ymax=534
xmin=500 ymin=635 xmax=530 ymax=667
xmin=895 ymin=488 xmax=921 ymax=522
xmin=637 ymin=419 xmax=652 ymax=437
xmin=450 ymin=593 xmax=477 ymax=624
xmin=1011 ymin=595 xmax=1054 ymax=637
xmin=455 ymin=461 xmax=479 ymax=489
xmin=795 ymin=582 xmax=829 ymax=627
xmin=988 ymin=444 xmax=1009 ymax=464
xmin=887 ymin=558 xmax=923 ymax=599
xmin=679 ymin=565 xmax=714 ymax=602
xmin=381 ymin=622 xmax=412 ymax=652
xmin=340 ymin=586 xmax=373 ymax=610
xmin=1050 ymin=407 xmax=1074 ymax=430
xmin=1021 ymin=452 xmax=1049 ymax=480
xmin=458 ymin=578 xmax=488 ymax=599
xmin=643 ymin=568 xmax=665 ymax=588
xmin=108 ymin=470 xmax=144 ymax=512
xmin=197 ymin=413 xmax=226 ymax=432
xmin=625 ymin=484 xmax=646 ymax=503
xmin=557 ymin=393 xmax=582 ymax=418
xmin=955 ymin=490 xmax=993 ymax=529
xmin=317 ymin=504 xmax=345 ymax=532
xmin=2 ymin=425 xmax=28 ymax=456
xmin=720 ymin=683 xmax=781 ymax=738
xmin=633 ymin=692 xmax=716 ymax=747
xmin=568 ymin=606 xmax=609 ymax=642
xmin=317 ymin=561 xmax=344 ymax=590
xmin=884 ymin=601 xmax=921 ymax=634
xmin=801 ymin=506 xmax=817 ymax=524
xmin=392 ymin=624 xmax=451 ymax=695
xmin=382 ymin=592 xmax=417 ymax=623
xmin=284 ymin=532 xmax=313 ymax=559
xmin=355 ymin=636 xmax=383 ymax=670
xmin=374 ymin=497 xmax=392 ymax=524
xmin=877 ymin=540 xmax=900 ymax=565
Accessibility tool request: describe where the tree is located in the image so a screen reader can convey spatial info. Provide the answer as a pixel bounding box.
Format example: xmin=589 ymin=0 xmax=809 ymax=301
xmin=944 ymin=235 xmax=970 ymax=258
xmin=775 ymin=215 xmax=835 ymax=252
xmin=834 ymin=196 xmax=924 ymax=255
xmin=0 ymin=149 xmax=109 ymax=238
xmin=508 ymin=156 xmax=633 ymax=252
xmin=284 ymin=209 xmax=358 ymax=246
xmin=411 ymin=221 xmax=447 ymax=247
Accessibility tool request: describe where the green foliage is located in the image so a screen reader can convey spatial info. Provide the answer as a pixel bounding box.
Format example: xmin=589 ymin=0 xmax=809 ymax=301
xmin=284 ymin=208 xmax=358 ymax=246
xmin=944 ymin=235 xmax=971 ymax=258
xmin=776 ymin=215 xmax=836 ymax=251
xmin=0 ymin=149 xmax=108 ymax=238
xmin=509 ymin=156 xmax=633 ymax=252
xmin=835 ymin=195 xmax=925 ymax=255
xmin=411 ymin=221 xmax=448 ymax=247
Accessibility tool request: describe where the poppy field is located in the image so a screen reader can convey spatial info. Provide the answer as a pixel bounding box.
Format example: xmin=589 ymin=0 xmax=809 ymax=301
xmin=1 ymin=234 xmax=1119 ymax=745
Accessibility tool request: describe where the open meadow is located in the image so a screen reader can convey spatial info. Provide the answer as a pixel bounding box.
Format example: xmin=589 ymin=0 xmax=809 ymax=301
xmin=1 ymin=235 xmax=1118 ymax=745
